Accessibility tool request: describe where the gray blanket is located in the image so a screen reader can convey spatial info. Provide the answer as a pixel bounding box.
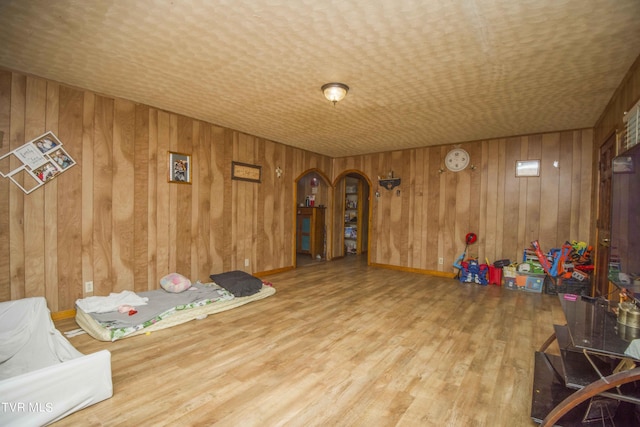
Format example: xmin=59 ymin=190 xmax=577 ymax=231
xmin=87 ymin=283 xmax=232 ymax=329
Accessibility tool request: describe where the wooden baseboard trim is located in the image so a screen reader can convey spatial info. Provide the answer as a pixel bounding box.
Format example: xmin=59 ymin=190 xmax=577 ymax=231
xmin=51 ymin=308 xmax=76 ymax=321
xmin=370 ymin=263 xmax=457 ymax=279
xmin=254 ymin=266 xmax=295 ymax=278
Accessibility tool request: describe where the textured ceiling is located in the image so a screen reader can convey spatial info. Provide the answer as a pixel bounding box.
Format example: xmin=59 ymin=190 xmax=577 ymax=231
xmin=0 ymin=0 xmax=639 ymax=157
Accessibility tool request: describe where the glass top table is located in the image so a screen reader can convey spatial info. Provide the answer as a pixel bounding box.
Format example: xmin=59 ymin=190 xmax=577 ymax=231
xmin=559 ymin=293 xmax=640 ymax=361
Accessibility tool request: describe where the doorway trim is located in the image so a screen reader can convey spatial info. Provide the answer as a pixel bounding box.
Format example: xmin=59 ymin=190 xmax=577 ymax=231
xmin=333 ymin=169 xmax=373 ymax=265
xmin=293 ymin=168 xmax=332 ymax=268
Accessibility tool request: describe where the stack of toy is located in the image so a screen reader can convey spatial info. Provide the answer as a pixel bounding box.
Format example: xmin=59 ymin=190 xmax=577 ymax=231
xmin=529 ymin=240 xmax=593 ymax=295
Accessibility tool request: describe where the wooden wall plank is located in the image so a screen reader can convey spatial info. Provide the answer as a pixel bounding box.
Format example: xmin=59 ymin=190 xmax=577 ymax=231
xmin=92 ymin=96 xmax=114 ymax=295
xmin=23 ymin=77 xmax=46 ymax=298
xmin=112 ymin=99 xmax=135 ymax=292
xmin=539 ymin=133 xmax=560 ymax=247
xmin=494 ymin=139 xmax=505 ymax=262
xmin=57 ymin=85 xmax=83 ymax=309
xmin=525 ymin=135 xmax=542 ymax=245
xmin=175 ymin=115 xmax=192 ymax=275
xmin=9 ymin=73 xmax=26 ymax=300
xmin=419 ymin=149 xmax=430 ymax=270
xmin=557 ymin=131 xmax=574 ymax=243
xmin=408 ymin=149 xmax=420 ymax=268
xmin=211 ymin=125 xmax=225 ymax=274
xmin=194 ymin=121 xmax=211 ymax=281
xmin=168 ymin=114 xmax=178 ymax=273
xmin=81 ymin=92 xmax=95 ymax=296
xmin=147 ymin=109 xmax=158 ymax=289
xmin=259 ymin=139 xmax=271 ymax=271
xmin=222 ymin=128 xmax=233 ymax=272
xmin=578 ymin=129 xmax=593 ymax=240
xmin=426 ymin=147 xmax=440 ymax=270
xmin=0 ymin=70 xmax=11 ymax=302
xmin=134 ymin=104 xmax=149 ymax=292
xmin=503 ymin=138 xmax=521 ymax=262
xmin=44 ymin=82 xmax=59 ymax=309
xmin=155 ymin=111 xmax=171 ymax=280
xmin=190 ymin=121 xmax=201 ymax=280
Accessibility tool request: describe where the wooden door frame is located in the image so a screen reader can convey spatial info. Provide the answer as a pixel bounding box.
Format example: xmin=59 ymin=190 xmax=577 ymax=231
xmin=593 ymin=131 xmax=616 ymax=297
xmin=293 ymin=168 xmax=332 ymax=268
xmin=333 ymin=170 xmax=373 ymax=264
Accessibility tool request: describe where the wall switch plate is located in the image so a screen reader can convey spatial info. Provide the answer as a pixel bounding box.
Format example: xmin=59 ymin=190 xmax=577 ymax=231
xmin=244 ymin=259 xmax=250 ymax=267
xmin=438 ymin=257 xmax=444 ymax=265
xmin=84 ymin=281 xmax=94 ymax=293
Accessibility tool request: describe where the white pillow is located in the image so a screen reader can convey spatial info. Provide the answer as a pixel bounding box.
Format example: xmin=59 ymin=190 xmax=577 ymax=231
xmin=160 ymin=273 xmax=192 ymax=293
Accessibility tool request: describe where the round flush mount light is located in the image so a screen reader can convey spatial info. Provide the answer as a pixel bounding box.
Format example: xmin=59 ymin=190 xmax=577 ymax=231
xmin=321 ymin=82 xmax=349 ymax=106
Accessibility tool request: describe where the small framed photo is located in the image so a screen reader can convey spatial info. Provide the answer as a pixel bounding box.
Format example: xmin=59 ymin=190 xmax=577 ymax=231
xmin=31 ymin=160 xmax=61 ymax=183
xmin=168 ymin=151 xmax=191 ymax=184
xmin=30 ymin=131 xmax=62 ymax=154
xmin=515 ymin=159 xmax=540 ymax=177
xmin=49 ymin=147 xmax=76 ymax=171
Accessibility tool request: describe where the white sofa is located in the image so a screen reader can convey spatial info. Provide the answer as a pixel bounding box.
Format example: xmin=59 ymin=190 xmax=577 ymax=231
xmin=0 ymin=297 xmax=112 ymax=426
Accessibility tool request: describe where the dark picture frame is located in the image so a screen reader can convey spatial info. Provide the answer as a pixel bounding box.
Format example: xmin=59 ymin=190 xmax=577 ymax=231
xmin=231 ymin=161 xmax=261 ymax=183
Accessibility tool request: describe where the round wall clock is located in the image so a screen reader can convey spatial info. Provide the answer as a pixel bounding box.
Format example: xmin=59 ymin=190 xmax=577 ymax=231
xmin=445 ymin=148 xmax=470 ymax=172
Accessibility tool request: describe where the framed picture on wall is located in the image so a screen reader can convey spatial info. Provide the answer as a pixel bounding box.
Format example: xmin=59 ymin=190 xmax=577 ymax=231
xmin=515 ymin=159 xmax=540 ymax=177
xmin=168 ymin=151 xmax=191 ymax=184
xmin=231 ymin=161 xmax=262 ymax=183
xmin=0 ymin=130 xmax=75 ymax=194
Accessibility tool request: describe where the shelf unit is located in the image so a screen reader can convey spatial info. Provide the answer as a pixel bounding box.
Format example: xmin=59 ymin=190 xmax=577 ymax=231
xmin=296 ymin=207 xmax=325 ymax=259
xmin=344 ymin=178 xmax=362 ymax=255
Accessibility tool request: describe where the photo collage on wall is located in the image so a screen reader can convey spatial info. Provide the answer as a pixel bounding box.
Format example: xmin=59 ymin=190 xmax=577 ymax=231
xmin=0 ymin=131 xmax=76 ymax=194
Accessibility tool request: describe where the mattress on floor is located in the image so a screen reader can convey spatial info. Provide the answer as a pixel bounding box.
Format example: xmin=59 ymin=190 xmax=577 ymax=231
xmin=76 ymin=283 xmax=276 ymax=341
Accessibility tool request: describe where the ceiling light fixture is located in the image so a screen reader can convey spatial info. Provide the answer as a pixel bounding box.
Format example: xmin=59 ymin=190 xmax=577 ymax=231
xmin=321 ymin=82 xmax=349 ymax=106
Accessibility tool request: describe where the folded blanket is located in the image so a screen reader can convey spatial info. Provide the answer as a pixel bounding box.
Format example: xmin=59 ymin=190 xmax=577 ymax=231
xmin=76 ymin=291 xmax=149 ymax=314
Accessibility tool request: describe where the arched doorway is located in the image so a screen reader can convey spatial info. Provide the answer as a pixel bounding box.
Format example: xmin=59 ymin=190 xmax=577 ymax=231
xmin=333 ymin=171 xmax=371 ymax=260
xmin=294 ymin=169 xmax=331 ymax=268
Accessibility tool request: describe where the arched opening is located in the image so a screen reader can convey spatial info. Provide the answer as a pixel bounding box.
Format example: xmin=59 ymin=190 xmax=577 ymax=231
xmin=294 ymin=169 xmax=332 ymax=268
xmin=332 ymin=170 xmax=372 ymax=262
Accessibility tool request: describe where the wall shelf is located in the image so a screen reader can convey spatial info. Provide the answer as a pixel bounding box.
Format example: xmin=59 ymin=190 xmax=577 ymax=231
xmin=379 ymin=178 xmax=401 ymax=190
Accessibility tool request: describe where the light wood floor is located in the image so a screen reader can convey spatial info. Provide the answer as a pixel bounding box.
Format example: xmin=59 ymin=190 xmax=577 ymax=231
xmin=54 ymin=256 xmax=566 ymax=426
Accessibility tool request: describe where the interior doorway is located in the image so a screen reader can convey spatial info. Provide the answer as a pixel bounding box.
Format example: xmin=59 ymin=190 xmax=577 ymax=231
xmin=594 ymin=133 xmax=616 ymax=297
xmin=334 ymin=171 xmax=371 ymax=259
xmin=295 ymin=169 xmax=330 ymax=268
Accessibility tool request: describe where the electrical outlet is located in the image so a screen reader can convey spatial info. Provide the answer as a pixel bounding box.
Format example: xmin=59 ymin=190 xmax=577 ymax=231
xmin=438 ymin=257 xmax=444 ymax=265
xmin=84 ymin=281 xmax=94 ymax=293
xmin=244 ymin=258 xmax=250 ymax=267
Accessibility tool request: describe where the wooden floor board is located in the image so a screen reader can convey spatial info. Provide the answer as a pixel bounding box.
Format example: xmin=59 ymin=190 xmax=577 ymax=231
xmin=53 ymin=255 xmax=559 ymax=426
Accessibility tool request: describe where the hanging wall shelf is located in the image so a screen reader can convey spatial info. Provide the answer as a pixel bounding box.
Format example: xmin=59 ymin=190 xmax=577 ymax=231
xmin=379 ymin=178 xmax=401 ymax=190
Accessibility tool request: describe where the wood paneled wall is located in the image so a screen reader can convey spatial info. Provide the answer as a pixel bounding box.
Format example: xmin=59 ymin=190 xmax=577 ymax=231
xmin=0 ymin=70 xmax=331 ymax=311
xmin=8 ymin=59 xmax=637 ymax=309
xmin=332 ymin=131 xmax=594 ymax=273
xmin=594 ymin=55 xmax=640 ymax=150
